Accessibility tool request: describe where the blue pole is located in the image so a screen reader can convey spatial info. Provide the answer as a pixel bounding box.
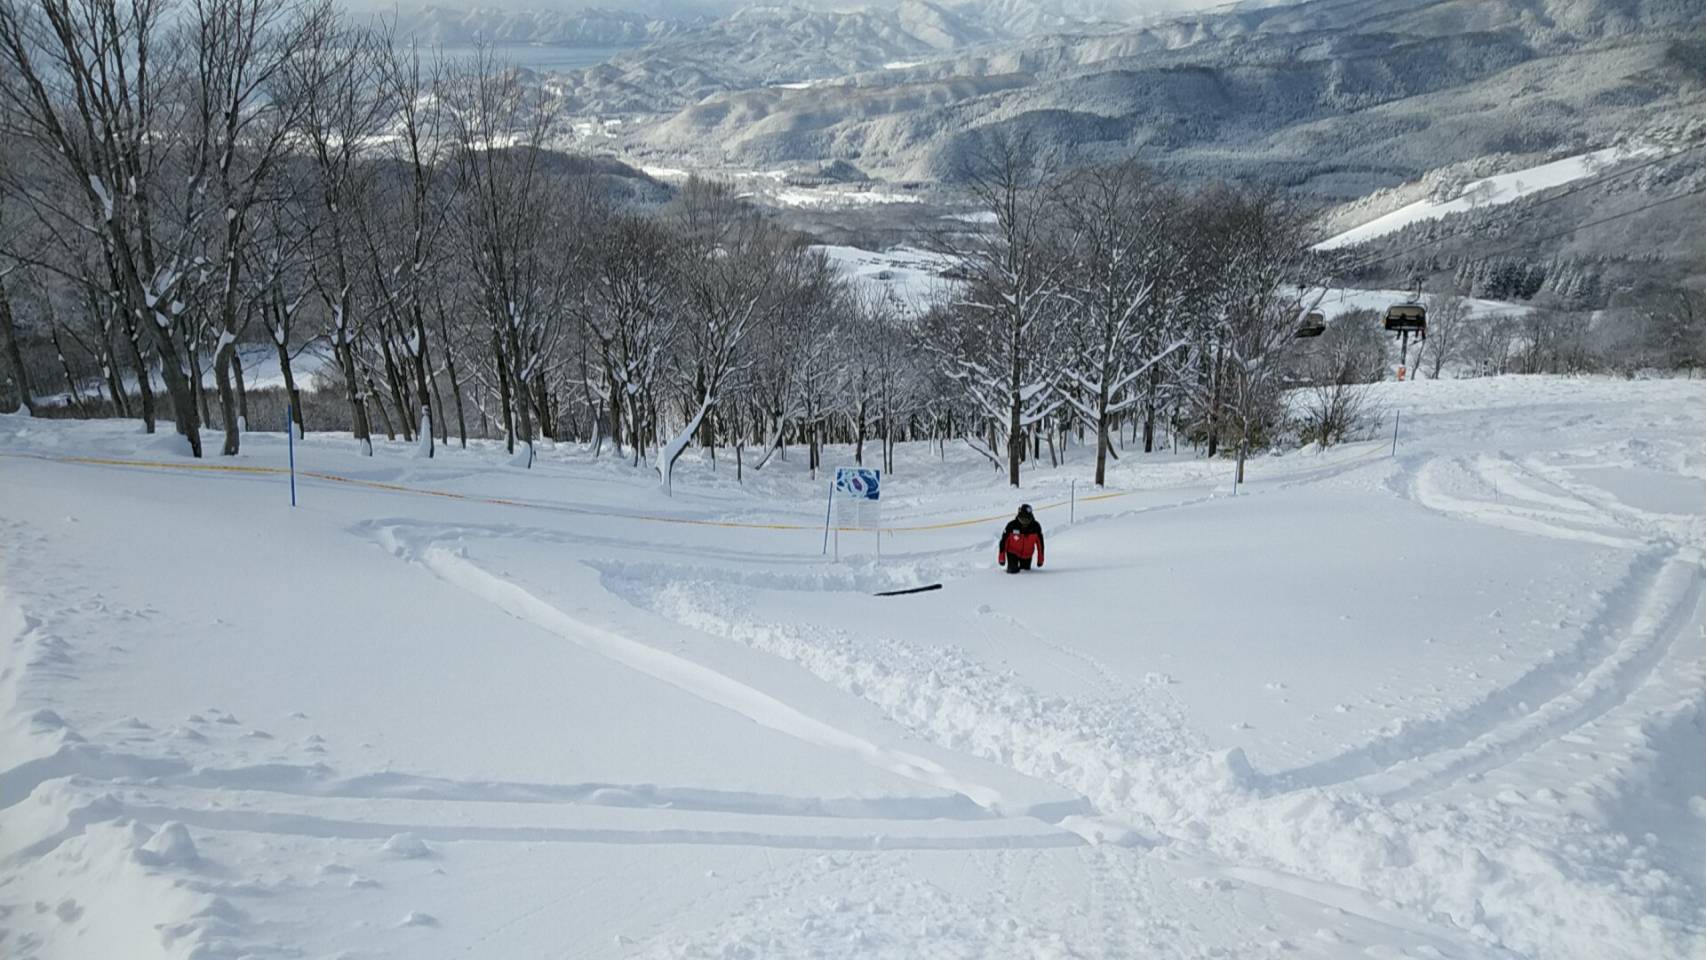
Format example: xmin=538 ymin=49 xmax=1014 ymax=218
xmin=287 ymin=404 xmax=297 ymax=507
xmin=821 ymin=479 xmax=834 ymax=555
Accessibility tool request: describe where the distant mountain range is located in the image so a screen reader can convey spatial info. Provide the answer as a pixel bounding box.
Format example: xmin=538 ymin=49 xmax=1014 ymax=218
xmin=391 ymin=0 xmax=1705 ymax=287
xmin=382 ymin=0 xmax=1278 ymax=44
xmin=520 ymin=0 xmax=1699 ymax=189
xmin=387 ymin=6 xmax=698 ymax=47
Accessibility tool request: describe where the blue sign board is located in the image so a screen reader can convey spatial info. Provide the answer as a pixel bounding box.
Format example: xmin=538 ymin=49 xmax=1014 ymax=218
xmin=834 ymin=468 xmax=881 ymax=500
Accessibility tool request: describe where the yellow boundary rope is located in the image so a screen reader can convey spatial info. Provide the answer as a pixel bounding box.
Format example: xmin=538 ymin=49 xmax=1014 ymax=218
xmin=1 ymin=450 xmax=1137 ymax=533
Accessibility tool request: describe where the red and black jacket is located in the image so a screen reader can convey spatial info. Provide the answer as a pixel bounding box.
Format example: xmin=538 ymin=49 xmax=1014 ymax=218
xmin=998 ymin=517 xmax=1045 ymax=565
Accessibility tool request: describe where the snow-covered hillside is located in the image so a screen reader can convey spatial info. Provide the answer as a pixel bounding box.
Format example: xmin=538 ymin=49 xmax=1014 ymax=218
xmin=1313 ymin=146 xmax=1660 ymax=251
xmin=1 ymin=375 xmax=1702 ymax=960
xmin=1316 ymin=287 xmax=1531 ymax=320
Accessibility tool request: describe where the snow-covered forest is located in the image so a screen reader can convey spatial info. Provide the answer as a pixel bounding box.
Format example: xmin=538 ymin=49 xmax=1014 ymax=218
xmin=4 ymin=0 xmax=1699 ymax=493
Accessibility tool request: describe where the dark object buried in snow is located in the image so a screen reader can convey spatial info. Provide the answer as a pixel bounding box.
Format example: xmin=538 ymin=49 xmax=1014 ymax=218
xmin=874 ymin=583 xmax=944 ymax=597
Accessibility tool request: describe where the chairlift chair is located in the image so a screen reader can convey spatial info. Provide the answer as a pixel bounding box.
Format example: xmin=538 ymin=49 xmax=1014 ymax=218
xmin=1384 ymin=302 xmax=1427 ymax=337
xmin=1294 ymin=310 xmax=1327 ymax=339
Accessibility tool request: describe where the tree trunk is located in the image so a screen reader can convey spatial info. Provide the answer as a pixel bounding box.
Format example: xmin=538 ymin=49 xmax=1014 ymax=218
xmin=1206 ymin=344 xmax=1223 ymax=458
xmin=0 ymin=281 xmax=34 ymax=415
xmin=438 ymin=318 xmax=466 ymax=448
xmin=123 ymin=311 xmax=156 ymax=433
xmin=492 ymin=328 xmax=515 ymax=454
xmin=233 ymin=352 xmax=249 ymax=432
xmin=276 ymin=339 xmax=303 ymax=438
xmin=1094 ymin=383 xmax=1110 ymax=487
xmin=213 ymin=342 xmax=240 ymax=455
xmin=362 ymin=356 xmax=396 ymax=440
xmin=506 ymin=328 xmax=534 ymax=466
xmin=1007 ymin=396 xmax=1022 ymax=488
xmin=410 ymin=306 xmax=434 ymax=457
xmin=184 ymin=335 xmax=213 ymax=429
xmin=100 ymin=343 xmax=126 ymax=415
xmin=50 ymin=326 xmax=87 ymax=416
xmin=660 ymin=392 xmax=714 ymax=495
xmin=606 ymin=374 xmax=624 ymax=458
xmin=93 ymin=304 xmax=128 ymax=418
xmin=854 ymin=398 xmax=866 ymax=466
xmin=531 ymin=374 xmax=552 ymax=442
xmin=335 ymin=331 xmax=372 ymax=455
xmin=429 ymin=364 xmax=447 ymax=444
xmin=1142 ymin=368 xmax=1158 ymax=453
xmin=379 ymin=332 xmax=414 ymax=442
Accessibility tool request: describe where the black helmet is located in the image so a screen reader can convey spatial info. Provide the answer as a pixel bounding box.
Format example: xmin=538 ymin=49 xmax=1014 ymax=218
xmin=1017 ymin=503 xmax=1033 ymax=516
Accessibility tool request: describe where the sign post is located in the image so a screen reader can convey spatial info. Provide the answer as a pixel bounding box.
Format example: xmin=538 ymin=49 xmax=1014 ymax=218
xmin=822 ymin=479 xmax=835 ymax=555
xmin=827 ymin=467 xmax=881 ymax=560
xmin=286 ymin=404 xmax=298 ymax=508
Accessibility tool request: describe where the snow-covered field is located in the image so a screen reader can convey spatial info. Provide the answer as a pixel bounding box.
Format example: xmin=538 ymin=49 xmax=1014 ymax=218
xmin=814 ymin=244 xmax=1532 ymax=327
xmin=33 ymin=344 xmax=332 ymax=411
xmin=1 ymin=375 xmax=1703 ymax=960
xmin=817 ymin=244 xmax=955 ymax=314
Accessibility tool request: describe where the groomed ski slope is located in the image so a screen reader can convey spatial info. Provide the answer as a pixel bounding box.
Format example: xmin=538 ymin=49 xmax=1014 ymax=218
xmin=1312 ymin=146 xmax=1660 ymax=252
xmin=1 ymin=374 xmax=1702 ymax=960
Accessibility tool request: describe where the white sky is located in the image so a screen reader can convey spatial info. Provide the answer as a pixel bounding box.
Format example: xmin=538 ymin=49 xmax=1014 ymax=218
xmin=339 ymin=1 xmax=1257 ymax=18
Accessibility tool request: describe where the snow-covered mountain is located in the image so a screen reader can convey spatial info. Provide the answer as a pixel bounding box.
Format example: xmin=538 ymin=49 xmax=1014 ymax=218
xmin=387 ymin=6 xmax=696 ymax=47
xmin=380 ymin=0 xmax=1279 ymax=38
xmin=386 ymin=0 xmax=1702 ymax=288
xmin=573 ymin=0 xmax=1701 ymax=190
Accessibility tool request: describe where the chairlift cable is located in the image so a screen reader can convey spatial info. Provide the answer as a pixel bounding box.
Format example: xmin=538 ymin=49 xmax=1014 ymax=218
xmin=1435 ymin=185 xmax=1706 ymax=265
xmin=1330 ymin=143 xmax=1706 ymax=273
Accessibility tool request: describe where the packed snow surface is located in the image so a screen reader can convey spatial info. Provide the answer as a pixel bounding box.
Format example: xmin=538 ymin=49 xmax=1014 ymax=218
xmin=1 ymin=374 xmax=1702 ymax=960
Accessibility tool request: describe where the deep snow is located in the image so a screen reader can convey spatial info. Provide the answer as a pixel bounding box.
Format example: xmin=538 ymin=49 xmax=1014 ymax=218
xmin=0 ymin=374 xmax=1702 ymax=960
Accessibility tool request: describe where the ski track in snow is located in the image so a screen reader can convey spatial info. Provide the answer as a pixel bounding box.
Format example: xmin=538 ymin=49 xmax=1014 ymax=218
xmin=386 ymin=528 xmax=1156 ymax=850
xmin=1 ymin=379 xmax=1703 ymax=960
xmin=1377 ymin=450 xmax=1705 ymax=796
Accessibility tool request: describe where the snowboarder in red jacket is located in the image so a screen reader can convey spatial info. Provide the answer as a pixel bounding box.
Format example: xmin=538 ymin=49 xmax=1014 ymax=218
xmin=998 ymin=504 xmax=1045 ymax=573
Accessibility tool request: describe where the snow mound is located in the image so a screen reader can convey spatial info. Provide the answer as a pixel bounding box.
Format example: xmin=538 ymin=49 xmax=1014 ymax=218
xmin=380 ymin=832 xmax=433 ymax=859
xmin=136 ymin=821 xmax=198 ymax=866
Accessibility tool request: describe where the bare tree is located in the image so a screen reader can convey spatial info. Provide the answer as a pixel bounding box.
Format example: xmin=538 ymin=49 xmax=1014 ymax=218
xmin=583 ymin=211 xmax=677 ymax=466
xmin=1422 ymin=290 xmax=1471 ymax=379
xmin=362 ymin=34 xmax=457 ymax=457
xmin=283 ymin=9 xmax=386 ymax=453
xmin=1295 ymin=309 xmax=1386 ymax=448
xmin=0 ymin=0 xmax=207 ymax=452
xmin=855 ymin=291 xmax=921 ymax=475
xmin=0 ymin=261 xmax=34 ymax=414
xmin=191 ymin=0 xmax=323 ymax=454
xmin=445 ymin=48 xmax=562 ymax=466
xmin=936 ymin=131 xmax=1067 ymax=487
xmin=660 ymin=179 xmax=784 ymax=494
xmin=1194 ymin=186 xmax=1321 ymax=484
xmin=762 ymin=247 xmax=840 ymax=475
xmin=1056 ymin=161 xmax=1190 ymax=486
